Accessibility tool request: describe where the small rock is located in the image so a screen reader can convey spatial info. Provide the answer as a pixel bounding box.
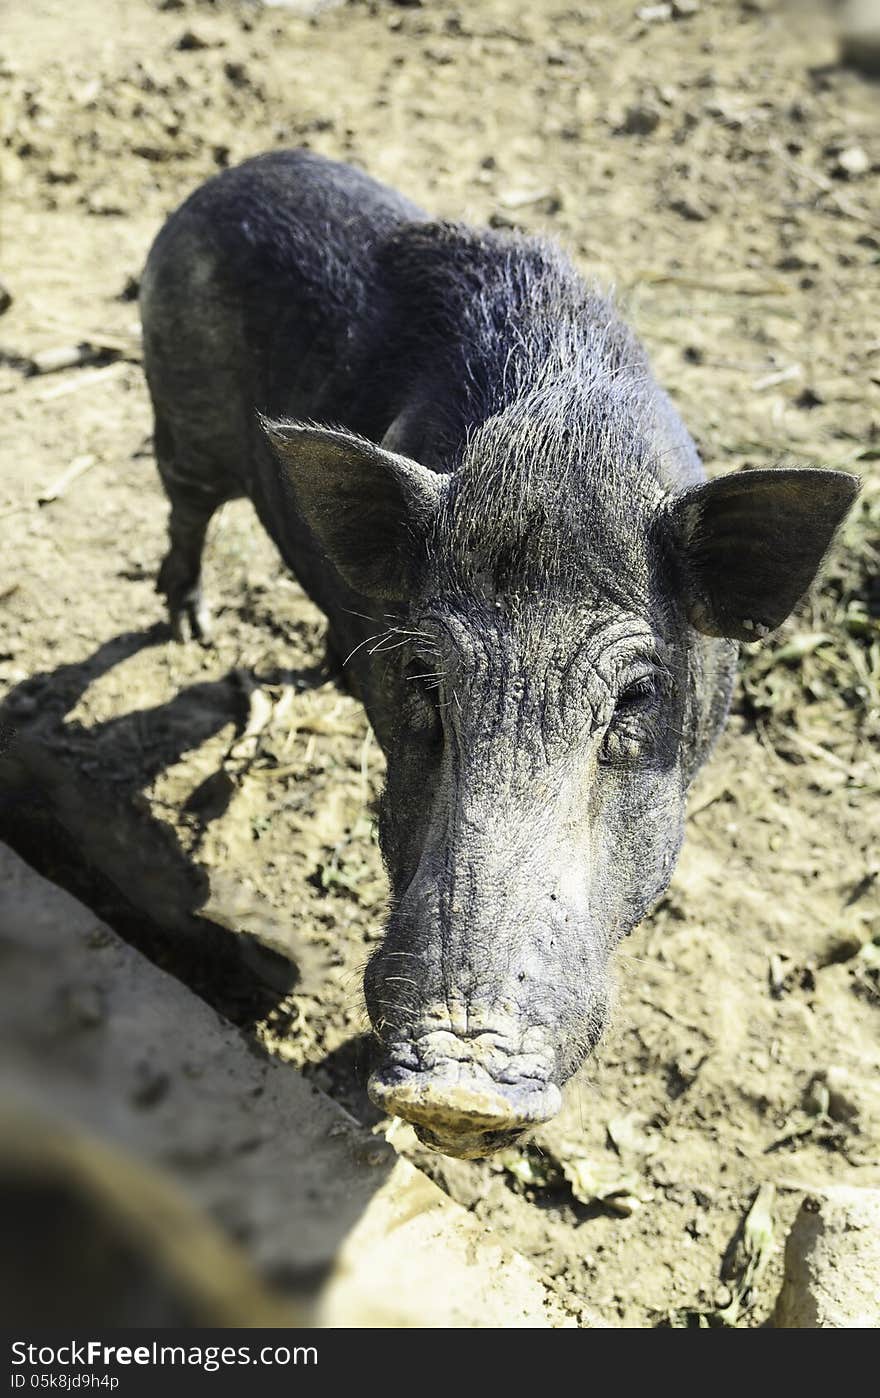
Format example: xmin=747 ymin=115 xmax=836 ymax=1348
xmin=85 ymin=186 xmax=128 ymax=217
xmin=30 ymin=344 xmax=101 ymax=376
xmin=669 ymin=193 xmax=711 ymax=221
xmin=132 ymin=144 xmax=169 ymax=163
xmin=223 ymin=60 xmax=249 ymax=86
xmin=636 ymin=3 xmax=672 ymax=21
xmin=73 ymin=78 xmax=101 ymax=106
xmin=776 ymin=241 xmax=821 ymax=272
xmin=821 ymin=1068 xmax=861 ymax=1124
xmin=834 ymin=146 xmax=870 ymax=179
xmin=118 ymin=274 xmax=140 ymax=303
xmin=704 ymin=98 xmax=745 ymax=130
xmin=818 ymin=928 xmax=870 ymax=965
xmin=804 ymin=1066 xmax=880 ymax=1131
xmin=775 ymin=1188 xmax=880 ymax=1328
xmin=621 ymin=102 xmax=662 ymax=136
xmin=45 ymin=166 xmax=77 ymax=185
xmin=685 ymin=1213 xmax=708 ymax=1239
xmin=795 ymin=386 xmax=824 ymax=410
xmin=175 ymin=28 xmax=211 ymax=51
xmin=498 ymin=186 xmax=562 ymax=213
xmin=0 ymin=283 xmax=12 ymax=316
xmin=672 ymin=0 xmax=700 ymax=16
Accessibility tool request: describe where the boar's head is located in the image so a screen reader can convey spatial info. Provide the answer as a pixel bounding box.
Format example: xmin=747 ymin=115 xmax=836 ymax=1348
xmin=266 ymin=408 xmax=857 ymax=1159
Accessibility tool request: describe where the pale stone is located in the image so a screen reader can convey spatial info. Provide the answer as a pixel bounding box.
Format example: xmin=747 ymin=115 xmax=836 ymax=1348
xmin=775 ymin=1187 xmax=880 ymax=1328
xmin=0 ymin=842 xmax=579 ymax=1327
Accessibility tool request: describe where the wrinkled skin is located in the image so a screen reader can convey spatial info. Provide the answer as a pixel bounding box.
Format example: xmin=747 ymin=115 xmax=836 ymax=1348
xmin=357 ymin=436 xmax=737 ymax=1158
xmin=142 ymin=151 xmax=857 ymax=1157
xmin=369 ymin=603 xmax=689 ymax=1155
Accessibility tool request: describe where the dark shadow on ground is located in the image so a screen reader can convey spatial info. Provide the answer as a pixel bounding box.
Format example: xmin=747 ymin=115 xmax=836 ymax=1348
xmin=0 ymin=624 xmax=331 ymax=1023
xmin=304 ymin=1031 xmax=383 ymax=1128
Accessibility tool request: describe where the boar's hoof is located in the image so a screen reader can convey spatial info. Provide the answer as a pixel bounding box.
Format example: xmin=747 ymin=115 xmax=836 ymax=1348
xmin=168 ymin=596 xmax=213 ymax=645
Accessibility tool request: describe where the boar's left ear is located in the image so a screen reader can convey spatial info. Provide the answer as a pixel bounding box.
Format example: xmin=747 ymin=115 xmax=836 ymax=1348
xmin=262 ymin=418 xmax=444 ymax=600
xmin=667 ymin=467 xmax=859 ymax=641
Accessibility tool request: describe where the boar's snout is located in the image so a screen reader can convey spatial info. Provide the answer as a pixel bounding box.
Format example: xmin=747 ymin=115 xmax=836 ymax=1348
xmin=368 ymin=1032 xmax=562 ymax=1159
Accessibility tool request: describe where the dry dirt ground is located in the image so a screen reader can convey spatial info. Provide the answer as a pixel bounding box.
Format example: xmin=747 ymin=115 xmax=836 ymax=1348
xmin=1 ymin=0 xmax=878 ymax=1328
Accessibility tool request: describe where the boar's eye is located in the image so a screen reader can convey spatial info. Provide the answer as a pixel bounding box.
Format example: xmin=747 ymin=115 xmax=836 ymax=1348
xmin=404 ymin=655 xmax=442 ymax=697
xmin=614 ymin=674 xmax=657 ymax=713
xmin=599 ymin=673 xmax=658 ymax=765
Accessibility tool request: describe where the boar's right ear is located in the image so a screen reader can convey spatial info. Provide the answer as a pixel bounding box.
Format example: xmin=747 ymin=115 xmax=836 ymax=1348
xmin=667 ymin=467 xmax=859 ymax=641
xmin=261 ymin=419 xmax=444 ymax=600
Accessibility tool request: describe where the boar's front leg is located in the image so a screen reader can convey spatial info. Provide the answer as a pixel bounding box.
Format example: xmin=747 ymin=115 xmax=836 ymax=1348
xmin=153 ymin=416 xmax=228 ymax=643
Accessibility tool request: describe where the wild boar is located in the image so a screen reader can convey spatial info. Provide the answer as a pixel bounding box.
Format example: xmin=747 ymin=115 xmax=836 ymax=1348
xmin=141 ymin=150 xmax=857 ymax=1157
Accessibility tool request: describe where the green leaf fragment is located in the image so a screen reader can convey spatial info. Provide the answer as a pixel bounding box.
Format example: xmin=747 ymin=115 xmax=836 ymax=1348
xmin=497 ymin=1146 xmax=559 ymax=1190
xmin=714 ymin=1182 xmax=776 ymax=1327
xmin=559 ymin=1155 xmax=647 ymax=1215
